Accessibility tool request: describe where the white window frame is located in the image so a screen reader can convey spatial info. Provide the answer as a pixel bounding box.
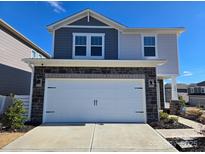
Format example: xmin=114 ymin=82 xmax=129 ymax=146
xmin=72 ymin=33 xmax=105 ymax=59
xmin=31 ymin=50 xmax=36 ymax=58
xmin=190 ymin=87 xmax=194 ymax=93
xmin=201 ymin=87 xmax=205 ymax=93
xmin=142 ymin=34 xmax=158 ymax=59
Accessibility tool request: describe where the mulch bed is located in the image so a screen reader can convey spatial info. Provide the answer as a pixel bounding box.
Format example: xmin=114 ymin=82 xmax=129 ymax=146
xmin=150 ymin=121 xmax=191 ymax=129
xmin=168 ymin=137 xmax=205 ymax=152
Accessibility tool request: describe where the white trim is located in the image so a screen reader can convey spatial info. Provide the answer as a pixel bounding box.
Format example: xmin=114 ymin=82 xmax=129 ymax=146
xmin=157 ymin=80 xmax=161 ymax=110
xmin=141 ymin=34 xmax=158 ymax=59
xmin=118 ymin=30 xmax=120 ymax=59
xmin=23 ymin=59 xmax=167 ymax=68
xmin=87 ymin=11 xmax=90 ymax=22
xmin=42 ymin=79 xmax=48 ymax=123
xmin=176 ymin=34 xmax=180 ymax=75
xmin=163 ymin=80 xmax=166 ymax=108
xmin=142 ymin=79 xmax=147 ymax=123
xmin=48 ymin=9 xmax=126 ymax=32
xmin=52 ymin=31 xmax=55 ymax=58
xmin=72 ymin=33 xmax=105 ymax=59
xmin=58 ymin=25 xmax=113 ymax=29
xmin=171 ymin=75 xmax=178 ymax=100
xmin=157 ymin=73 xmax=179 ymax=79
xmin=47 ymin=9 xmax=185 ymax=35
xmin=28 ymin=64 xmax=34 ymax=120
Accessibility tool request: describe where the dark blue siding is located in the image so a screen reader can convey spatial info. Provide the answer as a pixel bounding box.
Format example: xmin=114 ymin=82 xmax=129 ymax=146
xmin=54 ymin=28 xmax=118 ymax=59
xmin=0 ymin=64 xmax=31 ymax=95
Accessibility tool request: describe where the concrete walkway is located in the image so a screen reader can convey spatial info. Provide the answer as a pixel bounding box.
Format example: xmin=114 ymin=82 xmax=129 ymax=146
xmin=156 ymin=116 xmax=205 ymax=139
xmin=156 ymin=129 xmax=204 ymax=139
xmin=1 ymin=124 xmax=177 ymax=152
xmin=177 ymin=116 xmax=205 ymax=132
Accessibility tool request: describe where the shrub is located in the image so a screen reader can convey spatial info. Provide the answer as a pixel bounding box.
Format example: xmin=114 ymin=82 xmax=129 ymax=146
xmin=185 ymin=107 xmax=203 ymax=119
xmin=169 ymin=117 xmax=178 ymax=123
xmin=199 ymin=114 xmax=205 ymax=124
xmin=160 ymin=111 xmax=169 ymax=120
xmin=2 ymin=96 xmax=26 ymax=131
xmin=179 ymin=96 xmax=186 ymax=107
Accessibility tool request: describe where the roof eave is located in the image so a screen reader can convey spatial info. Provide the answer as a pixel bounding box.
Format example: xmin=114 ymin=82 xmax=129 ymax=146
xmin=23 ymin=58 xmax=167 ymax=68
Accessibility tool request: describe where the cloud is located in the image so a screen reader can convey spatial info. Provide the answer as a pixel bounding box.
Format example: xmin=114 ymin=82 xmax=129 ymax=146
xmin=182 ymin=71 xmax=193 ymax=77
xmin=47 ymin=1 xmax=66 ymax=13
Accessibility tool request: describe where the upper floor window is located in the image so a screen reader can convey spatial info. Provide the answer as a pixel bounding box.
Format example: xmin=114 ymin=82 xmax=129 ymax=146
xmin=32 ymin=50 xmax=44 ymax=58
xmin=143 ymin=35 xmax=157 ymax=58
xmin=32 ymin=50 xmax=36 ymax=58
xmin=201 ymin=87 xmax=205 ymax=93
xmin=73 ymin=33 xmax=104 ymax=59
xmin=190 ymin=87 xmax=195 ymax=93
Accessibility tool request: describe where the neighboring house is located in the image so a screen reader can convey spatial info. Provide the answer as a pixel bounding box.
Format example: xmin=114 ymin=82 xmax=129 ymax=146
xmin=0 ymin=19 xmax=50 ymax=96
xmin=165 ymin=83 xmax=189 ymax=103
xmin=188 ymin=81 xmax=205 ymax=107
xmin=24 ymin=9 xmax=184 ymax=124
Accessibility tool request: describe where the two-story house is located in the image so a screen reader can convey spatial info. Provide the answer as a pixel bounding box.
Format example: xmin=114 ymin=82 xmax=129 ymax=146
xmin=165 ymin=83 xmax=189 ymax=103
xmin=24 ymin=9 xmax=184 ymax=124
xmin=188 ymin=81 xmax=205 ymax=107
xmin=0 ymin=19 xmax=50 ymax=96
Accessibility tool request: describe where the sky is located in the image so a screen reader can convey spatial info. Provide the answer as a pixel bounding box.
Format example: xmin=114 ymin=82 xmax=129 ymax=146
xmin=0 ymin=1 xmax=205 ymax=84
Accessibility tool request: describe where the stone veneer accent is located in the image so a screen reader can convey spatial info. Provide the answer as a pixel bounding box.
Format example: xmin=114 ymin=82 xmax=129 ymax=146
xmin=31 ymin=67 xmax=158 ymax=124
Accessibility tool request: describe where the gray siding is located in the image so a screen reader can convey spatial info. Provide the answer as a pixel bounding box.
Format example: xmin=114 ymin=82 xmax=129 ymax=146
xmin=69 ymin=16 xmax=108 ymax=26
xmin=119 ymin=33 xmax=142 ymax=59
xmin=54 ymin=28 xmax=118 ymax=59
xmin=0 ymin=29 xmax=32 ymax=72
xmin=189 ymin=95 xmax=205 ymax=107
xmin=157 ymin=34 xmax=179 ymax=75
xmin=0 ymin=64 xmax=31 ymax=95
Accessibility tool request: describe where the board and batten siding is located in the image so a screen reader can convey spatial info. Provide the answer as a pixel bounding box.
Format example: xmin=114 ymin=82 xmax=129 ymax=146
xmin=0 ymin=29 xmax=32 ymax=73
xmin=54 ymin=28 xmax=118 ymax=59
xmin=70 ymin=16 xmax=108 ymax=26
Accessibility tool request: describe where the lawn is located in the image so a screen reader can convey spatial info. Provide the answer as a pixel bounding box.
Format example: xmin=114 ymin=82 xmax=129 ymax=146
xmin=0 ymin=132 xmax=24 ymax=149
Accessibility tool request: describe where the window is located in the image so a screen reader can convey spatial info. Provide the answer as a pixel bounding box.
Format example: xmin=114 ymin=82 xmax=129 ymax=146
xmin=73 ymin=33 xmax=104 ymax=59
xmin=143 ymin=35 xmax=157 ymax=58
xmin=91 ymin=36 xmax=102 ymax=56
xmin=190 ymin=87 xmax=194 ymax=93
xmin=201 ymin=87 xmax=205 ymax=93
xmin=75 ymin=36 xmax=87 ymax=56
xmin=32 ymin=50 xmax=36 ymax=58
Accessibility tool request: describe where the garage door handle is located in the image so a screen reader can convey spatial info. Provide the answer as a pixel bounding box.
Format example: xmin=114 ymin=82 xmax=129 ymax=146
xmin=135 ymin=111 xmax=144 ymax=113
xmin=134 ymin=87 xmax=143 ymax=90
xmin=94 ymin=100 xmax=98 ymax=106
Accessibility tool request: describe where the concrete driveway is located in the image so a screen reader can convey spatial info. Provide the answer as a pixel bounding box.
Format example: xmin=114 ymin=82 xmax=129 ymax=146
xmin=2 ymin=124 xmax=177 ymax=152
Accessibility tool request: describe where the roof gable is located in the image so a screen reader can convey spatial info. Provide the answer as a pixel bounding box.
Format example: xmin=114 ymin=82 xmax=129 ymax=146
xmin=69 ymin=16 xmax=108 ymax=26
xmin=47 ymin=9 xmax=126 ymax=32
xmin=47 ymin=9 xmax=185 ymax=35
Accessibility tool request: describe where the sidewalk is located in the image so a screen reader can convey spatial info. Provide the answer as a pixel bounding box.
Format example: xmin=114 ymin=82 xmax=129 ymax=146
xmin=156 ymin=115 xmax=205 ymax=139
xmin=171 ymin=115 xmax=205 ymax=132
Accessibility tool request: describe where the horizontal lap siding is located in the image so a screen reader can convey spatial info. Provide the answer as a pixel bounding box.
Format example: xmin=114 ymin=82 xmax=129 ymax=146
xmin=0 ymin=64 xmax=31 ymax=95
xmin=0 ymin=29 xmax=32 ymax=72
xmin=54 ymin=28 xmax=118 ymax=59
xmin=157 ymin=34 xmax=179 ymax=75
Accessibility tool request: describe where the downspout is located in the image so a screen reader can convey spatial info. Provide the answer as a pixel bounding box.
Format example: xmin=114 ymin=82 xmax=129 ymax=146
xmin=28 ymin=63 xmax=34 ymax=121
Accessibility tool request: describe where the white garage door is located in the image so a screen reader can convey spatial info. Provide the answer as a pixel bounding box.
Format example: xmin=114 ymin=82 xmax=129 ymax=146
xmin=43 ymin=78 xmax=146 ymax=123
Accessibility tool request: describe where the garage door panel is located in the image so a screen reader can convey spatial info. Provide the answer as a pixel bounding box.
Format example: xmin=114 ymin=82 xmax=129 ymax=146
xmin=43 ymin=79 xmax=146 ymax=123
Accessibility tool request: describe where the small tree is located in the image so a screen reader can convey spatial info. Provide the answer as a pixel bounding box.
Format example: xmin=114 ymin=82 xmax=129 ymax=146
xmin=179 ymin=96 xmax=186 ymax=107
xmin=2 ymin=96 xmax=26 ymax=131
